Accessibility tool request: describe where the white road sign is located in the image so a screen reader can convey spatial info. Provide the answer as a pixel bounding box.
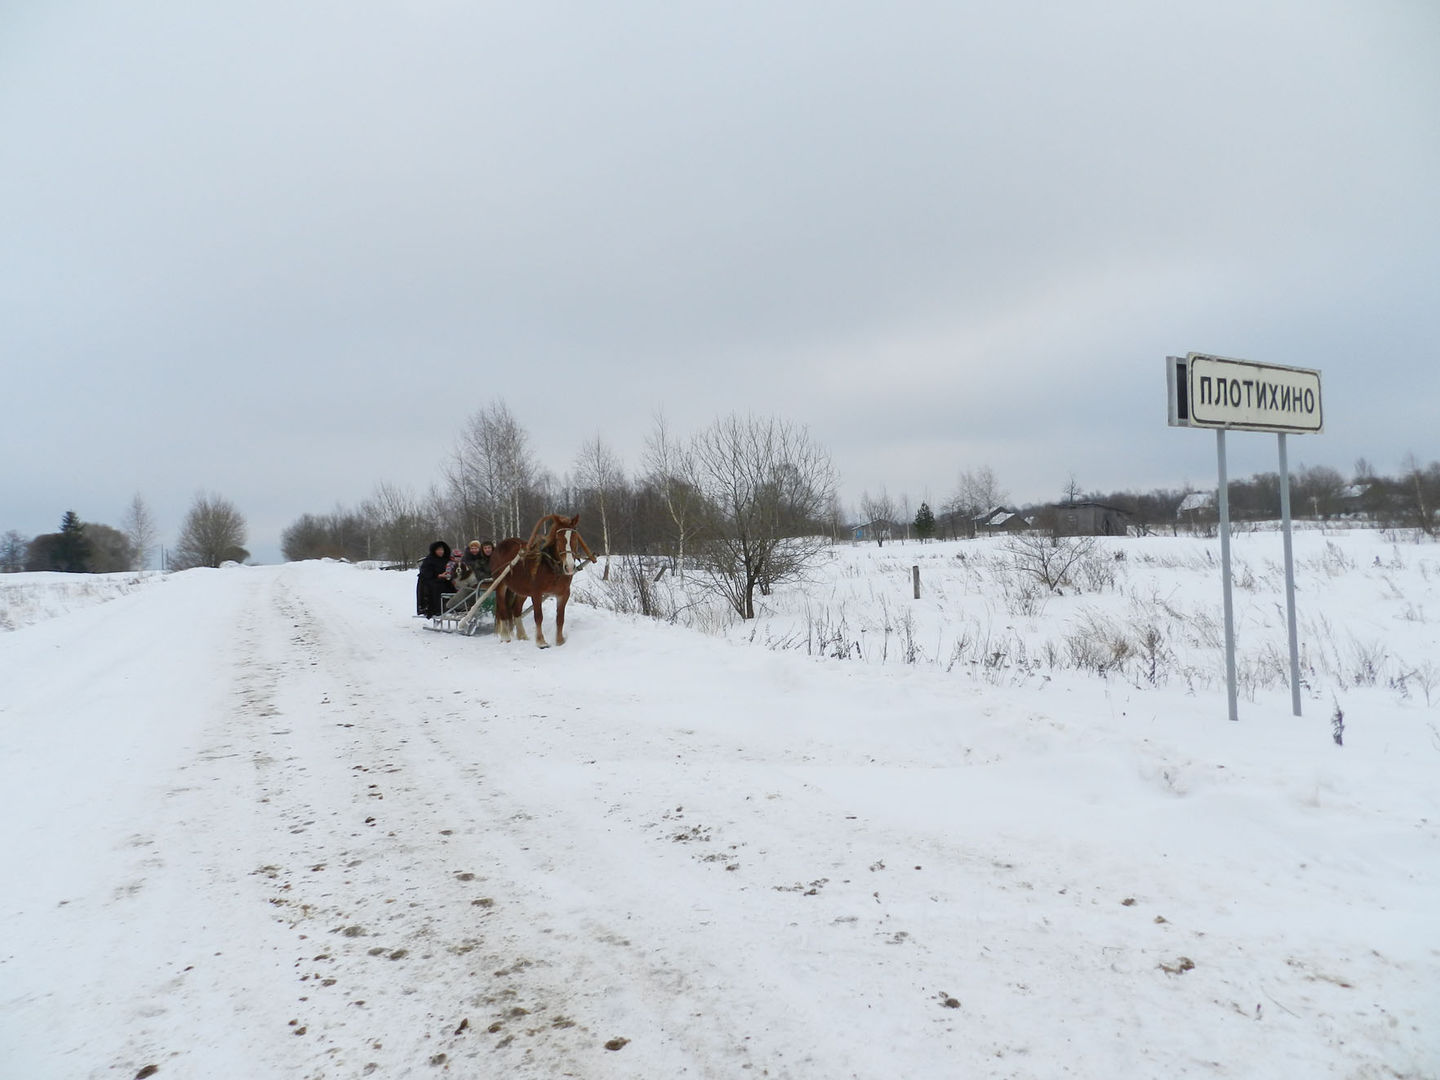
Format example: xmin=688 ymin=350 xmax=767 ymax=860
xmin=1170 ymin=353 xmax=1323 ymax=434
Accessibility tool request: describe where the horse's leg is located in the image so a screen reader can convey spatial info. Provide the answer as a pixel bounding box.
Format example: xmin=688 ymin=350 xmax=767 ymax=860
xmin=531 ymin=593 xmax=548 ymax=648
xmin=554 ymin=591 xmax=567 ymax=646
xmin=513 ymin=592 xmax=529 ymax=640
xmin=495 ymin=589 xmax=513 ymax=642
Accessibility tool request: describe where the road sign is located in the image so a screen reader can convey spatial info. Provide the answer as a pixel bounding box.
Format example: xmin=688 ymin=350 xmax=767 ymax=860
xmin=1168 ymin=353 xmax=1323 ymax=434
xmin=1165 ymin=351 xmax=1324 ymax=722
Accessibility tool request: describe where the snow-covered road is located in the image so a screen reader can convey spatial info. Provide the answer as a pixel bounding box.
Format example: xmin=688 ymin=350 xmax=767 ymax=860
xmin=2 ymin=558 xmax=1435 ymax=1078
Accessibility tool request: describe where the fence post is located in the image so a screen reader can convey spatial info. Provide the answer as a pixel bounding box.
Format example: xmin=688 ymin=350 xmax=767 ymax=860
xmin=912 ymin=565 xmax=920 ymax=599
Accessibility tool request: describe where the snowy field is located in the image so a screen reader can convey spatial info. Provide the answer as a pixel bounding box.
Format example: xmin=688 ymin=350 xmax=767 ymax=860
xmin=0 ymin=529 xmax=1435 ymax=1079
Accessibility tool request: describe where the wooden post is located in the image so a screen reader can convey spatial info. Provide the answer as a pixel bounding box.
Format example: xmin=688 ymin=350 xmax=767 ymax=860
xmin=912 ymin=565 xmax=920 ymax=599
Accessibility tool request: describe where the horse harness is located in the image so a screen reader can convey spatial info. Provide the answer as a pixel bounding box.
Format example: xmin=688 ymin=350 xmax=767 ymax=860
xmin=528 ymin=528 xmax=575 ymax=573
xmin=449 ymin=516 xmax=595 ymax=635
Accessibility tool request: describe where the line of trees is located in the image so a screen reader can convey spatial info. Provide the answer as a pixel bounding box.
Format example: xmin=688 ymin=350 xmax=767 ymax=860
xmin=889 ymin=458 xmax=1438 ymax=541
xmin=3 ymin=492 xmax=249 ymax=574
xmin=1074 ymin=456 xmax=1438 ymax=537
xmin=5 ymin=508 xmax=143 ymax=574
xmin=275 ymin=397 xmax=1435 ymax=617
xmin=5 ymin=430 xmax=1431 ymax=588
xmin=281 ymin=403 xmax=839 ymax=619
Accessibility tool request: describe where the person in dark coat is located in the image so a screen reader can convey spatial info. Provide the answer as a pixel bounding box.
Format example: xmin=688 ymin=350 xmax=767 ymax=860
xmin=416 ymin=540 xmax=456 ymax=617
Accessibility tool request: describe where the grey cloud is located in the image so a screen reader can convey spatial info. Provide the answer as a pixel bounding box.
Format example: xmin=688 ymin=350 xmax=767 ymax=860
xmin=2 ymin=1 xmax=1436 ymax=556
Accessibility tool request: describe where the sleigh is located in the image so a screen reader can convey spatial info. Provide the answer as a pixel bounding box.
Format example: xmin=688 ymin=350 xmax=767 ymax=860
xmin=422 ymin=514 xmax=595 ymax=645
xmin=424 ymin=576 xmax=500 ymax=635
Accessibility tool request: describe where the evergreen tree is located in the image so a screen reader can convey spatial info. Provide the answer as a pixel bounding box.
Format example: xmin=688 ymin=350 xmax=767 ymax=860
xmin=53 ymin=511 xmax=91 ymax=573
xmin=914 ymin=501 xmax=936 ymax=541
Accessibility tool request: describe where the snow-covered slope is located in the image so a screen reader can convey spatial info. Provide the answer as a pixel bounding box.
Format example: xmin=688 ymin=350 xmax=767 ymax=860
xmin=0 ymin=539 xmax=1435 ymax=1078
xmin=0 ymin=570 xmax=163 ymax=632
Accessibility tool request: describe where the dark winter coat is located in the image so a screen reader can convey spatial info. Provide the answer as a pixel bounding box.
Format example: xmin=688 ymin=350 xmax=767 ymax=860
xmin=418 ymin=541 xmax=452 ymax=580
xmin=462 ymin=544 xmax=494 ymax=577
xmin=416 ymin=541 xmax=456 ymax=616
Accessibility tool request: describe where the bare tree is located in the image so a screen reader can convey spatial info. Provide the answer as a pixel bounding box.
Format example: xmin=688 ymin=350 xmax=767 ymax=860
xmin=281 ymin=514 xmax=332 ymax=562
xmin=1004 ymin=532 xmax=1096 ymax=593
xmin=1293 ymin=464 xmax=1346 ymax=518
xmin=1401 ymin=452 xmax=1438 ymax=537
xmin=944 ymin=466 xmax=1007 ymax=537
xmin=824 ymin=492 xmax=848 ymax=542
xmin=961 ymin=466 xmax=1006 ymax=515
xmin=84 ymin=523 xmax=138 ymax=573
xmin=859 ymin=488 xmax=898 ymax=546
xmin=447 ymin=400 xmax=538 ymax=541
xmin=1062 ymin=473 xmax=1082 ymax=506
xmin=362 ymin=481 xmax=435 ymax=565
xmin=643 ymin=410 xmax=701 ymax=577
xmin=572 ymin=434 xmax=624 ymax=569
xmin=172 ymin=493 xmax=248 ymax=569
xmin=688 ymin=414 xmax=836 ymax=619
xmin=120 ymin=492 xmax=158 ymax=570
xmin=1 ymin=530 xmax=28 ymax=573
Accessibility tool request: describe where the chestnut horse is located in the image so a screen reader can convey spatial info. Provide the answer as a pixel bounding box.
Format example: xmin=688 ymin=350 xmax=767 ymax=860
xmin=490 ymin=514 xmax=595 ymax=648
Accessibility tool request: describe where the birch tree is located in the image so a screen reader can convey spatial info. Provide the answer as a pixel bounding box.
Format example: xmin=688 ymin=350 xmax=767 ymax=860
xmin=0 ymin=530 xmax=26 ymax=573
xmin=572 ymin=434 xmax=624 ymax=571
xmin=643 ymin=411 xmax=701 ymax=576
xmin=943 ymin=466 xmax=1006 ymax=537
xmin=447 ymin=400 xmax=537 ymax=540
xmin=859 ymin=488 xmax=897 ymax=546
xmin=121 ymin=492 xmax=158 ymax=570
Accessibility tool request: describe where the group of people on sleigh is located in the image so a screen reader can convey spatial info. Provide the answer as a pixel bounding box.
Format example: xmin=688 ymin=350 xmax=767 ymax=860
xmin=416 ymin=538 xmax=494 ymax=618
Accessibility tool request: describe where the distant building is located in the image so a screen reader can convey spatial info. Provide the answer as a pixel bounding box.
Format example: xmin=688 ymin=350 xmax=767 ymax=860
xmin=1176 ymin=491 xmax=1215 ymax=531
xmin=1052 ymin=501 xmax=1132 ymax=537
xmin=853 ymin=519 xmax=898 ymax=544
xmin=1338 ymin=483 xmax=1369 ymax=517
xmin=976 ymin=507 xmax=1030 ymax=533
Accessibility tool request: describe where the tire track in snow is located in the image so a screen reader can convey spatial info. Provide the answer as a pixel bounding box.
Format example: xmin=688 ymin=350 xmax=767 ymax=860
xmin=213 ymin=567 xmax=747 ymax=1078
xmin=211 ymin=571 xmax=600 ymax=1076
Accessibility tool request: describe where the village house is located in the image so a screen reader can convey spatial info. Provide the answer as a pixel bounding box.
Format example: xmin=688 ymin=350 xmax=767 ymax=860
xmin=1051 ymin=501 xmax=1132 ymax=537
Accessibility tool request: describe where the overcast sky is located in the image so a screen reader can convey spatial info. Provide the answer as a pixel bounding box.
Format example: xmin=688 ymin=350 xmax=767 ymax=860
xmin=3 ymin=0 xmax=1437 ymax=561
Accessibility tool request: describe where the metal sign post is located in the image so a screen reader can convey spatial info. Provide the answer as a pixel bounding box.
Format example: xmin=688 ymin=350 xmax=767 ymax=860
xmin=1277 ymin=433 xmax=1303 ymax=715
xmin=1167 ymin=353 xmax=1323 ymax=721
xmin=1216 ymin=429 xmax=1239 ymax=722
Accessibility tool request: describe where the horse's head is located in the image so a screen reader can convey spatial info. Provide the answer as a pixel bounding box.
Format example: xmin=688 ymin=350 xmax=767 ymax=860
xmin=550 ymin=514 xmax=582 ymax=575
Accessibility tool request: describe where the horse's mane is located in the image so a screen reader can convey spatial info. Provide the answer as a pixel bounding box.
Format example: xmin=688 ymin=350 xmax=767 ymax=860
xmin=524 ymin=514 xmax=568 ymax=552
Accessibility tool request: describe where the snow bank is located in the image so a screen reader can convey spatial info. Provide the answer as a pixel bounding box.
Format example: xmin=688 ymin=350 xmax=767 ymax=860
xmin=0 ymin=570 xmax=166 ymax=632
